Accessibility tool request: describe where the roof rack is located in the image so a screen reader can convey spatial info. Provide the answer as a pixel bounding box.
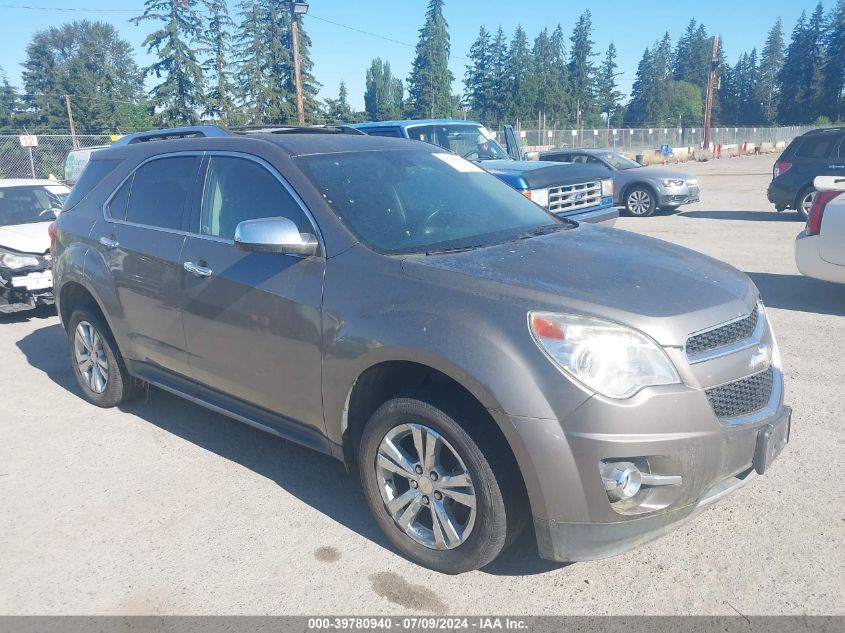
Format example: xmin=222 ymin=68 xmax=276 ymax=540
xmin=111 ymin=125 xmax=232 ymax=146
xmin=236 ymin=125 xmax=366 ymax=136
xmin=805 ymin=127 xmax=845 ymax=135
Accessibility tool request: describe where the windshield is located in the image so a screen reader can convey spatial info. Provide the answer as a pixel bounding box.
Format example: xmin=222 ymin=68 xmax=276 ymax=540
xmin=404 ymin=123 xmax=511 ymax=161
xmin=0 ymin=185 xmax=69 ymax=226
xmin=296 ymin=149 xmax=567 ymax=255
xmin=600 ymin=152 xmax=642 ymax=170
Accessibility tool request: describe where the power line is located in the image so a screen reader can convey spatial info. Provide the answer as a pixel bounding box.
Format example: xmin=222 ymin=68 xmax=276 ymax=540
xmin=0 ymin=3 xmax=138 ymax=11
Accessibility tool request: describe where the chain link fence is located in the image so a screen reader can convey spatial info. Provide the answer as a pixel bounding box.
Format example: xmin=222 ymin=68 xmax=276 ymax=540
xmin=505 ymin=125 xmax=819 ymax=157
xmin=0 ymin=134 xmax=111 ymax=180
xmin=0 ymin=126 xmax=824 ymax=180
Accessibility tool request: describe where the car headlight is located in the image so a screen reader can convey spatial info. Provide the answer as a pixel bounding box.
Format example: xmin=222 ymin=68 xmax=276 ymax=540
xmin=660 ymin=179 xmax=685 ymax=187
xmin=600 ymin=178 xmax=614 ymax=197
xmin=528 ymin=311 xmax=680 ymax=399
xmin=0 ymin=251 xmax=40 ymax=270
xmin=526 ymin=188 xmax=549 ymax=208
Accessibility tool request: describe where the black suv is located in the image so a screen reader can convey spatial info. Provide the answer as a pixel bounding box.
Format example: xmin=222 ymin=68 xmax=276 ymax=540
xmin=768 ymin=127 xmax=845 ymax=219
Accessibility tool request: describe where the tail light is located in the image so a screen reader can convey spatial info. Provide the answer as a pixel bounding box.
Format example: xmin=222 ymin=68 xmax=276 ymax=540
xmin=774 ymin=162 xmax=792 ymax=178
xmin=806 ymin=191 xmax=843 ymax=236
xmin=48 ymin=221 xmax=58 ymax=253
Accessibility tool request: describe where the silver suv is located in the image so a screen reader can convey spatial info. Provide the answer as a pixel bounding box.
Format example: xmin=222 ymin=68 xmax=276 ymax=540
xmin=53 ymin=126 xmax=790 ymax=574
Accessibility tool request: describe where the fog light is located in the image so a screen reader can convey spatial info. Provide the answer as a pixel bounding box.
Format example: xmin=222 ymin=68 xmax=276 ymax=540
xmin=601 ymin=461 xmax=642 ymax=502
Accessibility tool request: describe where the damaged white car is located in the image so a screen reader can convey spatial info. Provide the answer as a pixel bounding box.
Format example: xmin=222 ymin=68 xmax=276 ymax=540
xmin=0 ymin=179 xmax=69 ymax=314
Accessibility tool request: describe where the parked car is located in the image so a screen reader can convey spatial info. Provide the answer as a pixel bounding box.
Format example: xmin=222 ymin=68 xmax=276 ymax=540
xmin=768 ymin=127 xmax=845 ymax=220
xmin=795 ymin=175 xmax=845 ymax=282
xmin=351 ymin=119 xmax=618 ymax=225
xmin=0 ymin=179 xmax=70 ymax=314
xmin=536 ymin=148 xmax=700 ymax=217
xmin=65 ymin=145 xmax=109 ymax=186
xmin=53 ymin=126 xmax=790 ymax=574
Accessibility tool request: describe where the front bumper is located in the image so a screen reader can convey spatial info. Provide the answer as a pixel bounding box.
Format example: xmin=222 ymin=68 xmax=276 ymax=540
xmin=0 ymin=268 xmax=54 ymax=314
xmin=657 ymin=185 xmax=700 ymax=208
xmin=533 ymin=405 xmax=790 ymax=562
xmin=556 ymin=198 xmax=618 ymax=226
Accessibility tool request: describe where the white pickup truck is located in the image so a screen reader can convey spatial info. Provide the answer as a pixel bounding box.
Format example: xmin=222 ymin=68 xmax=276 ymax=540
xmin=795 ymin=175 xmax=845 ymax=283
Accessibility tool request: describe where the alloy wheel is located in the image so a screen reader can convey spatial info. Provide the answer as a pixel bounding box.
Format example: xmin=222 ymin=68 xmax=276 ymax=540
xmin=74 ymin=321 xmax=109 ymax=394
xmin=800 ymin=191 xmax=815 ymax=218
xmin=375 ymin=423 xmax=477 ymax=550
xmin=627 ymin=190 xmax=652 ymax=215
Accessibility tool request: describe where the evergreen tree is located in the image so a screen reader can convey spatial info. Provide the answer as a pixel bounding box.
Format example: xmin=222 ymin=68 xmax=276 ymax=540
xmin=364 ymin=58 xmax=404 ymax=121
xmin=504 ymin=25 xmax=536 ymax=123
xmin=625 ymin=47 xmax=659 ymax=126
xmin=595 ymin=43 xmax=623 ymax=126
xmin=778 ymin=5 xmax=826 ymax=123
xmin=674 ymin=19 xmax=711 ymax=91
xmin=407 ymin=0 xmax=453 ymax=118
xmin=200 ymin=0 xmax=235 ymax=121
xmin=132 ymin=0 xmax=205 ymax=126
xmin=489 ymin=26 xmax=509 ymax=125
xmin=464 ymin=26 xmax=494 ymax=122
xmin=22 ymin=20 xmax=144 ymax=131
xmin=822 ymin=0 xmax=845 ymax=121
xmin=548 ymin=25 xmax=572 ymax=125
xmin=324 ymin=81 xmax=354 ymax=124
xmin=625 ymin=34 xmax=676 ymax=126
xmin=0 ymin=69 xmax=20 ymax=129
xmin=758 ymin=18 xmax=785 ymax=124
xmin=567 ymin=10 xmax=597 ymax=125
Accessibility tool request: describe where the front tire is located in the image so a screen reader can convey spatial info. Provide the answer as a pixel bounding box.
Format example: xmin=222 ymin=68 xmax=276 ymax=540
xmin=68 ymin=307 xmax=141 ymax=408
xmin=358 ymin=393 xmax=524 ymax=574
xmin=796 ymin=186 xmax=815 ymax=221
xmin=625 ymin=186 xmax=657 ymax=217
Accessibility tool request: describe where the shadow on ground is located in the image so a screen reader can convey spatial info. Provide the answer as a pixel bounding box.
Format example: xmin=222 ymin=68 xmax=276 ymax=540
xmin=15 ymin=322 xmax=565 ymax=577
xmin=0 ymin=304 xmax=57 ymax=324
xmin=747 ymin=272 xmax=845 ymax=317
xmin=680 ymin=210 xmax=799 ymax=222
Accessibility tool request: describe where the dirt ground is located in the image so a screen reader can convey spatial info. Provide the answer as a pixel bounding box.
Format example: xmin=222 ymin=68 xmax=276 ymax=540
xmin=1 ymin=154 xmax=843 ymax=615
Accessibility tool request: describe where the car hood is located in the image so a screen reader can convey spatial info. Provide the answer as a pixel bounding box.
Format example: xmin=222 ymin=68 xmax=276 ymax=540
xmin=0 ymin=222 xmax=51 ymax=255
xmin=401 ymin=225 xmax=756 ymax=347
xmin=480 ymin=160 xmax=611 ymax=189
xmin=623 ymin=165 xmax=695 ymax=181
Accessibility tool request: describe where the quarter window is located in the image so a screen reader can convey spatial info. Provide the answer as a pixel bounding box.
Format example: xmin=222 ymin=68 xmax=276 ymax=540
xmin=199 ymin=156 xmax=306 ymax=240
xmin=108 ymin=176 xmax=132 ymax=220
xmin=125 ymin=156 xmax=197 ymax=230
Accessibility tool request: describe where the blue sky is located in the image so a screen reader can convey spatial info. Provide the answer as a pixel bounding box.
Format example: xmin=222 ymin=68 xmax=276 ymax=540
xmin=0 ymin=0 xmax=829 ymax=110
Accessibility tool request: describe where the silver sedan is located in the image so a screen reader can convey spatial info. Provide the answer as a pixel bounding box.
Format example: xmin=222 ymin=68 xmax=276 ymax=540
xmin=538 ymin=149 xmax=700 ymax=217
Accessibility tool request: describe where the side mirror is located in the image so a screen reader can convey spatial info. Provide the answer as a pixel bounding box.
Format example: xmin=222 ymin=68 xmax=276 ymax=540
xmin=234 ymin=217 xmax=319 ymax=256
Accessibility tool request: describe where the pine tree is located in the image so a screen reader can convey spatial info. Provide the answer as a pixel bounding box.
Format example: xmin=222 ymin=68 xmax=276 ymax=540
xmin=778 ymin=7 xmax=826 ymax=124
xmin=823 ymin=0 xmax=845 ymax=121
xmin=233 ymin=1 xmax=269 ymax=123
xmin=324 ymin=80 xmax=354 ymax=124
xmin=0 ymin=69 xmax=20 ymax=129
xmin=625 ymin=47 xmax=658 ymax=126
xmin=364 ymin=58 xmax=404 ymax=121
xmin=624 ymin=34 xmax=675 ymax=126
xmin=504 ymin=25 xmax=536 ymax=124
xmin=548 ymin=25 xmax=572 ymax=125
xmin=200 ymin=0 xmax=235 ymax=121
xmin=132 ymin=0 xmax=205 ymax=126
xmin=674 ymin=20 xmax=711 ymax=91
xmin=758 ymin=18 xmax=785 ymax=124
xmin=489 ymin=26 xmax=509 ymax=126
xmin=567 ymin=10 xmax=597 ymax=126
xmin=407 ymin=0 xmax=453 ymax=118
xmin=595 ymin=43 xmax=623 ymax=126
xmin=464 ymin=26 xmax=494 ymax=123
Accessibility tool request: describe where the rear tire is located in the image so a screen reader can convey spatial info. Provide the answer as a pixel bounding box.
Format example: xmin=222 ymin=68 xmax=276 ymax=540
xmin=358 ymin=391 xmax=526 ymax=574
xmin=795 ymin=186 xmax=815 ymax=221
xmin=625 ymin=186 xmax=657 ymax=217
xmin=68 ymin=307 xmax=142 ymax=408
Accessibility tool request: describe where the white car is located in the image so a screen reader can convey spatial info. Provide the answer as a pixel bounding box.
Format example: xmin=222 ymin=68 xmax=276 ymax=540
xmin=795 ymin=175 xmax=845 ymax=283
xmin=0 ymin=179 xmax=70 ymax=314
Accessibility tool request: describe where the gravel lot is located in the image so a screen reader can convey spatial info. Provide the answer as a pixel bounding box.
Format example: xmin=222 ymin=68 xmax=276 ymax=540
xmin=1 ymin=154 xmax=843 ymax=616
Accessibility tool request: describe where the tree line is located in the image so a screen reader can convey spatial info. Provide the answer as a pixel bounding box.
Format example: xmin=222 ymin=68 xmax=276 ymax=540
xmin=0 ymin=0 xmax=843 ymax=134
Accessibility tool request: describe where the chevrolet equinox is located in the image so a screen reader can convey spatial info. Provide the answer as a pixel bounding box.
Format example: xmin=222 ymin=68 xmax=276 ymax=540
xmin=52 ymin=126 xmax=791 ymax=574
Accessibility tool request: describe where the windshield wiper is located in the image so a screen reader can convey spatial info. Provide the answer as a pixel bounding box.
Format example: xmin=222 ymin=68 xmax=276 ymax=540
xmin=512 ymin=222 xmax=576 ymax=241
xmin=424 ymin=244 xmax=484 ymax=256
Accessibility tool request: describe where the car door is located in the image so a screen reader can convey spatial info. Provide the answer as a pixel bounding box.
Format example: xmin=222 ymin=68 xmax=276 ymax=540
xmin=180 ymin=153 xmax=326 ymax=435
xmin=94 ymin=153 xmax=199 ymax=377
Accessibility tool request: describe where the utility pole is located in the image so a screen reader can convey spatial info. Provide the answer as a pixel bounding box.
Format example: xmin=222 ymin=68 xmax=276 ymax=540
xmin=290 ymin=1 xmax=309 ymax=126
xmin=703 ymin=34 xmax=720 ymax=150
xmin=64 ymin=95 xmax=79 ymax=149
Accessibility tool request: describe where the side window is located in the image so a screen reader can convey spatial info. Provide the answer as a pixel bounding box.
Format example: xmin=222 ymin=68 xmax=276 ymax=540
xmin=838 ymin=137 xmax=845 ymax=159
xmin=571 ymin=154 xmax=589 ymax=164
xmin=795 ymin=136 xmax=837 ymax=159
xmin=125 ymin=156 xmax=197 ymax=230
xmin=586 ymin=155 xmax=605 ymax=166
xmin=200 ymin=156 xmax=306 ymax=240
xmin=108 ymin=175 xmax=132 ymax=221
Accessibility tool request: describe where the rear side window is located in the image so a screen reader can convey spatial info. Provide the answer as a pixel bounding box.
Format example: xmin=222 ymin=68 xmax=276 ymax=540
xmin=108 ymin=176 xmax=132 ymax=221
xmin=63 ymin=158 xmax=121 ymax=212
xmin=125 ymin=156 xmax=198 ymax=230
xmin=795 ymin=135 xmax=838 ymax=159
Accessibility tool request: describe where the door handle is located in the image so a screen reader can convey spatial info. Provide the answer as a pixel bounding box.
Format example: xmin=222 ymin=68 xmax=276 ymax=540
xmin=184 ymin=261 xmax=213 ymax=277
xmin=99 ymin=236 xmax=119 ymax=249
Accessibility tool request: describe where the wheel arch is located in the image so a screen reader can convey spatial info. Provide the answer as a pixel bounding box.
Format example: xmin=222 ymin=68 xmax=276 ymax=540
xmin=621 ymin=180 xmax=659 ymax=207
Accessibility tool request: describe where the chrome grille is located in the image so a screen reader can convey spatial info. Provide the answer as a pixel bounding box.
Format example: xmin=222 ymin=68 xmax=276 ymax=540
xmin=686 ymin=307 xmax=758 ymax=357
xmin=705 ymin=367 xmax=774 ymax=419
xmin=547 ymin=181 xmax=601 ymax=213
